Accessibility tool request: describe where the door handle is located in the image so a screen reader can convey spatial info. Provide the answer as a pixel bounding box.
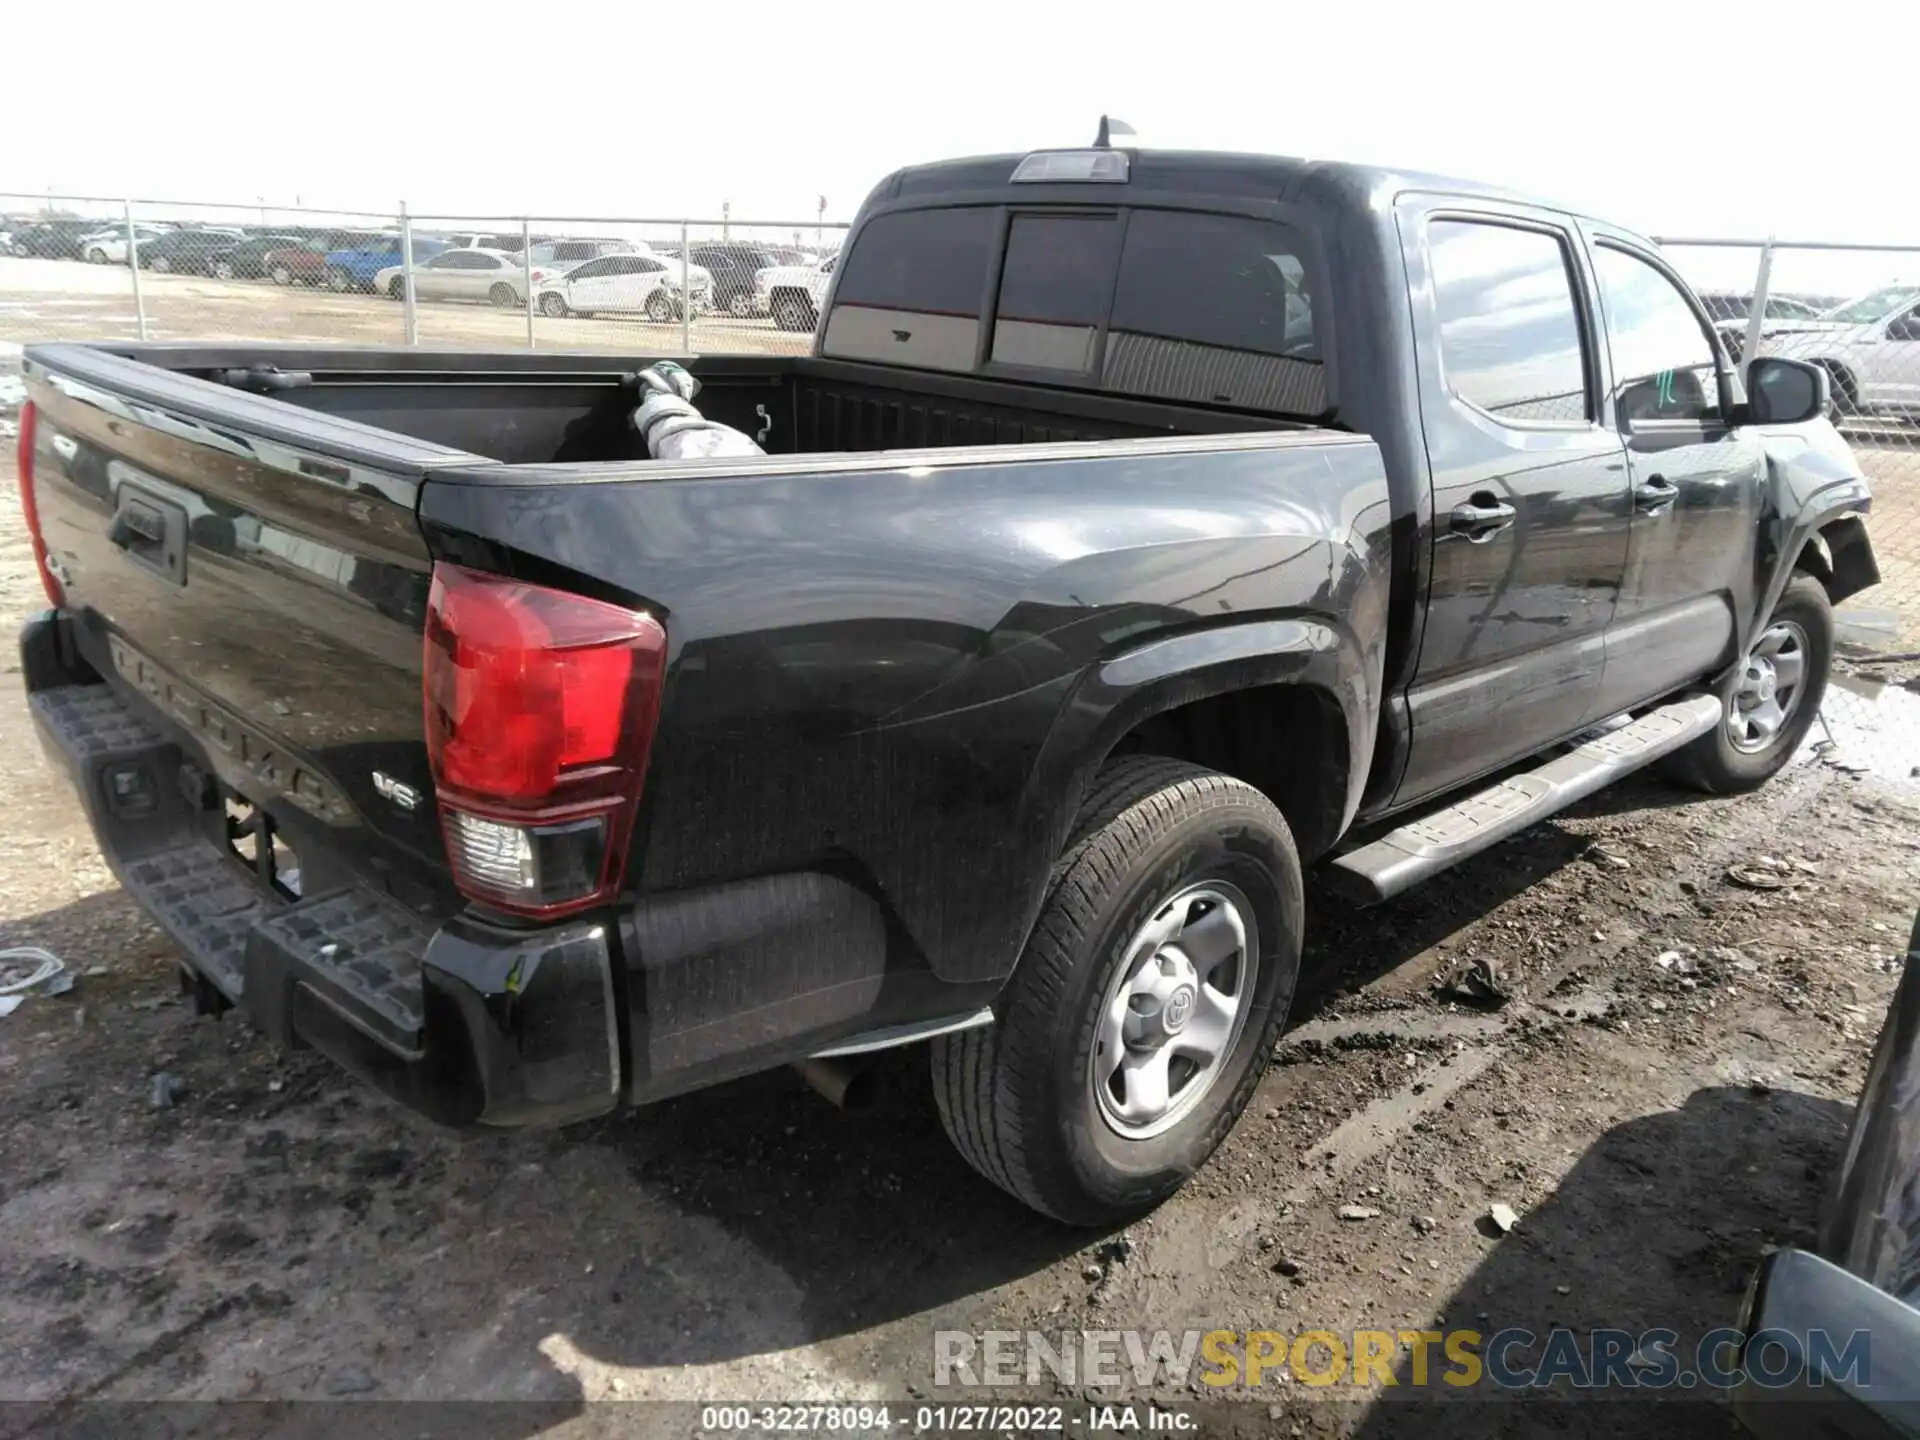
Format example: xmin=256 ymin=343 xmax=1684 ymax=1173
xmin=1635 ymin=475 xmax=1679 ymax=512
xmin=1449 ymin=497 xmax=1517 ymax=542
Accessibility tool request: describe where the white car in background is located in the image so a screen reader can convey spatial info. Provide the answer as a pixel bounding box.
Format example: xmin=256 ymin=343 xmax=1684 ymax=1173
xmin=374 ymin=247 xmax=533 ymax=307
xmin=80 ymin=225 xmax=172 ymax=265
xmin=1760 ymin=283 xmax=1920 ymax=417
xmin=755 ymin=254 xmax=835 ymax=330
xmin=534 ymin=252 xmax=713 ymax=322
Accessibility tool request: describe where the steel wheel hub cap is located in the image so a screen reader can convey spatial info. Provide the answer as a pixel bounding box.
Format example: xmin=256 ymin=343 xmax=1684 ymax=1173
xmin=1091 ymin=881 xmax=1259 ymax=1140
xmin=1728 ymin=619 xmax=1808 ymax=753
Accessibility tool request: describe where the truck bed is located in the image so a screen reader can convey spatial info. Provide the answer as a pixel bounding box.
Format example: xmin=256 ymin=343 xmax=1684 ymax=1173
xmin=60 ymin=344 xmax=1304 ymax=467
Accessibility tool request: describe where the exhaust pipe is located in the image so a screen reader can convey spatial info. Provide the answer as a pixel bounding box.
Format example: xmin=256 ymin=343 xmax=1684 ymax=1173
xmin=793 ymin=1057 xmax=876 ymax=1111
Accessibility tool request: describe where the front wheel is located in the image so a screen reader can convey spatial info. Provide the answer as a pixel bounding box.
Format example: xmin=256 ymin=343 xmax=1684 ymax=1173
xmin=538 ymin=291 xmax=569 ymax=318
xmin=86 ymin=247 xmax=108 ymax=264
xmin=727 ymin=290 xmax=755 ymax=318
xmin=386 ymin=277 xmax=406 ymax=300
xmin=1661 ymin=573 xmax=1832 ymax=795
xmin=269 ymin=263 xmax=293 ymax=285
xmin=932 ymin=756 xmax=1303 ymax=1225
xmin=325 ymin=266 xmax=352 ymax=292
xmin=645 ymin=289 xmax=677 ymax=323
xmin=211 ymin=259 xmax=235 ymax=280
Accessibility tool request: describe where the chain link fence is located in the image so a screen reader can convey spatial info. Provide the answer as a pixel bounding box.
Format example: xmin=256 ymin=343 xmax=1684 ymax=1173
xmin=1663 ymin=239 xmax=1920 ymax=782
xmin=0 ymin=195 xmax=845 ymax=354
xmin=0 ymin=197 xmax=1913 ymax=780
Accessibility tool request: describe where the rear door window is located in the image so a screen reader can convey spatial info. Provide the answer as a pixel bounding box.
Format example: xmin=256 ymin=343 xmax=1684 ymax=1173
xmin=823 ymin=207 xmax=997 ymax=373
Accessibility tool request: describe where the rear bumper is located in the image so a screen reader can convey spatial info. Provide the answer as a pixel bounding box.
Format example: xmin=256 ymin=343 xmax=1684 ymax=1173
xmin=24 ymin=615 xmax=621 ymax=1129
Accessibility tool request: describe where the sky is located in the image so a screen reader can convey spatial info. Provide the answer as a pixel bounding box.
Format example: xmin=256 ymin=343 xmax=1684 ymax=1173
xmin=8 ymin=1 xmax=1918 ymax=294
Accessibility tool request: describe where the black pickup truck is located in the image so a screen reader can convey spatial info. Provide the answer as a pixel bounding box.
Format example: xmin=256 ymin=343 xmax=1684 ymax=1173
xmin=15 ymin=141 xmax=1880 ymax=1224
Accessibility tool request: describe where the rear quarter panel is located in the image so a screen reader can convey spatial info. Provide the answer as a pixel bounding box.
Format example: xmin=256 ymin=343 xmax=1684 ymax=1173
xmin=420 ymin=432 xmax=1393 ymax=985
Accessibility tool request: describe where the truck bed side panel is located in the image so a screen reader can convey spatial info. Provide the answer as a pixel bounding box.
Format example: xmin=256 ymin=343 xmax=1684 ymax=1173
xmin=419 ymin=433 xmax=1394 ymax=991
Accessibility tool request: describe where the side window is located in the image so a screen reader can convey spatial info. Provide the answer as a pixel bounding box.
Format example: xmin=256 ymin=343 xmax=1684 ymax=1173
xmin=1428 ymin=219 xmax=1591 ymax=424
xmin=1104 ymin=209 xmax=1324 ymax=413
xmin=569 ymin=258 xmax=612 ymax=279
xmin=824 ymin=207 xmax=996 ymax=373
xmin=1593 ymin=245 xmax=1721 ymax=423
xmin=990 ymin=214 xmax=1121 ymax=371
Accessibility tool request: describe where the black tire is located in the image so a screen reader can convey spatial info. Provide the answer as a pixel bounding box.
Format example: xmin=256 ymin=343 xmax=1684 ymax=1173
xmin=538 ymin=291 xmax=569 ymax=318
xmin=931 ymin=756 xmax=1303 ymax=1225
xmin=386 ymin=276 xmax=406 ymax=300
xmin=86 ymin=247 xmax=108 ymax=265
xmin=270 ymin=263 xmax=293 ymax=285
xmin=211 ymin=259 xmax=235 ymax=280
xmin=645 ymin=289 xmax=677 ymax=323
xmin=727 ymin=290 xmax=755 ymax=318
xmin=772 ymin=292 xmax=817 ymax=331
xmin=1661 ymin=573 xmax=1832 ymax=795
xmin=325 ymin=266 xmax=352 ymax=292
xmin=489 ymin=281 xmax=518 ymax=308
xmin=149 ymin=255 xmax=171 ymax=273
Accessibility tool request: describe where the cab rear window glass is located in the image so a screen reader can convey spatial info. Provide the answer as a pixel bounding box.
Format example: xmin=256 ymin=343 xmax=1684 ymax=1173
xmin=1104 ymin=210 xmax=1323 ymax=413
xmin=825 ymin=204 xmax=1325 ymax=411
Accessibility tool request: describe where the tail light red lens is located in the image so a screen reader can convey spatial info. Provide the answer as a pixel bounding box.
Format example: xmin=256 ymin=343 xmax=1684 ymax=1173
xmin=424 ymin=563 xmax=667 ymax=918
xmin=15 ymin=401 xmax=65 ymax=608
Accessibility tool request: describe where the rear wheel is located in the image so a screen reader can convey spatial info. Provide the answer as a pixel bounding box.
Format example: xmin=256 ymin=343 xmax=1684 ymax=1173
xmin=149 ymin=255 xmax=172 ymax=273
xmin=269 ymin=263 xmax=293 ymax=285
xmin=1662 ymin=573 xmax=1832 ymax=795
xmin=538 ymin=291 xmax=569 ymax=318
xmin=86 ymin=247 xmax=108 ymax=264
xmin=325 ymin=266 xmax=352 ymax=292
xmin=489 ymin=282 xmax=518 ymax=308
xmin=727 ymin=290 xmax=755 ymax=318
xmin=211 ymin=258 xmax=235 ymax=280
xmin=771 ymin=292 xmax=817 ymax=331
xmin=931 ymin=756 xmax=1303 ymax=1225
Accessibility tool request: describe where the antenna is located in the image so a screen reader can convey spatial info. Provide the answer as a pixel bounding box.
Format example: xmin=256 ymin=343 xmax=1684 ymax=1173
xmin=1093 ymin=115 xmax=1137 ymax=149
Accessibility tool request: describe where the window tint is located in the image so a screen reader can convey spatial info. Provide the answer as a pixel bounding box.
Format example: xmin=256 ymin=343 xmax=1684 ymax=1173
xmin=1594 ymin=245 xmax=1720 ymax=423
xmin=825 ymin=207 xmax=996 ymax=373
xmin=1428 ymin=220 xmax=1590 ymax=424
xmin=990 ymin=215 xmax=1121 ymax=371
xmin=569 ymin=257 xmax=613 ymax=279
xmin=833 ymin=207 xmax=995 ymax=316
xmin=1103 ymin=210 xmax=1323 ymax=413
xmin=553 ymin=242 xmax=596 ymax=261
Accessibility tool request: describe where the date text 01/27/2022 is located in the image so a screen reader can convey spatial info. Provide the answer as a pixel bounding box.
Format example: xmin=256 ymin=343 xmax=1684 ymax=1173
xmin=696 ymin=1404 xmax=1193 ymax=1432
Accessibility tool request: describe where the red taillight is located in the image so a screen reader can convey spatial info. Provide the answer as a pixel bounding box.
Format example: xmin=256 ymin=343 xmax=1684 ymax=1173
xmin=423 ymin=563 xmax=667 ymax=918
xmin=14 ymin=401 xmax=64 ymax=607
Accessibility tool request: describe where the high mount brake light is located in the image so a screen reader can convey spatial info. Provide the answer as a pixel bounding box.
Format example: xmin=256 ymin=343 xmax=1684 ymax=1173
xmin=423 ymin=563 xmax=667 ymax=918
xmin=15 ymin=402 xmax=64 ymax=608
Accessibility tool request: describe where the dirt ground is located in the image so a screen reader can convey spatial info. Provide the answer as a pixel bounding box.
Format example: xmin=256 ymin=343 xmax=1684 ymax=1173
xmin=1 ymin=332 xmax=1919 ymax=1438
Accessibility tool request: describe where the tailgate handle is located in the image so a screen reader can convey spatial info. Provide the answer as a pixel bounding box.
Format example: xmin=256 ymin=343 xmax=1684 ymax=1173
xmin=109 ymin=488 xmax=189 ymax=586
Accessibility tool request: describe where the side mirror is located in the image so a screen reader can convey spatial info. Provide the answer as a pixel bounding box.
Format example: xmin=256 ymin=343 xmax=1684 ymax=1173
xmin=1745 ymin=356 xmax=1829 ymax=425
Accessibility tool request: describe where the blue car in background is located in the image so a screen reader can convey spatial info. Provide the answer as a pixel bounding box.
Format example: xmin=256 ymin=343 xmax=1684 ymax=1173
xmin=323 ymin=236 xmax=444 ymax=294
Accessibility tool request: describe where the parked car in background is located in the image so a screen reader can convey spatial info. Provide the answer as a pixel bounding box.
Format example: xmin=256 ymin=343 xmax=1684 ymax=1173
xmin=261 ymin=233 xmax=377 ymax=287
xmin=1697 ymin=291 xmax=1829 ymax=361
xmin=523 ymin=238 xmax=646 ymax=271
xmin=1764 ymin=284 xmax=1920 ymax=416
xmin=533 ymin=251 xmax=711 ymax=320
xmin=203 ymin=234 xmax=309 ymax=281
xmin=80 ymin=225 xmax=172 ymax=265
xmin=687 ymin=242 xmax=811 ymax=318
xmin=7 ymin=220 xmax=100 ymax=260
xmin=375 ymin=247 xmax=528 ymax=306
xmin=438 ymin=231 xmax=552 ymax=253
xmin=756 ymin=253 xmax=835 ymax=330
xmin=324 ymin=236 xmax=444 ymax=293
xmin=136 ymin=227 xmax=246 ymax=275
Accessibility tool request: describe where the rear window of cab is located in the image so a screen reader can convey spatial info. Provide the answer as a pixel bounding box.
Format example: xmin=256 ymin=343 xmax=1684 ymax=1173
xmin=824 ymin=205 xmax=1326 ymax=416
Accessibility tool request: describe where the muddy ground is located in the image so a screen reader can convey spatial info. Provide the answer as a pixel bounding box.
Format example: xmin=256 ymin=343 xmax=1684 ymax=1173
xmin=0 ymin=368 xmax=1918 ymax=1437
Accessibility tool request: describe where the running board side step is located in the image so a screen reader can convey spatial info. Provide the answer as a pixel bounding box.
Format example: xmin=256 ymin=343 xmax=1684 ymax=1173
xmin=1329 ymin=694 xmax=1723 ymax=904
